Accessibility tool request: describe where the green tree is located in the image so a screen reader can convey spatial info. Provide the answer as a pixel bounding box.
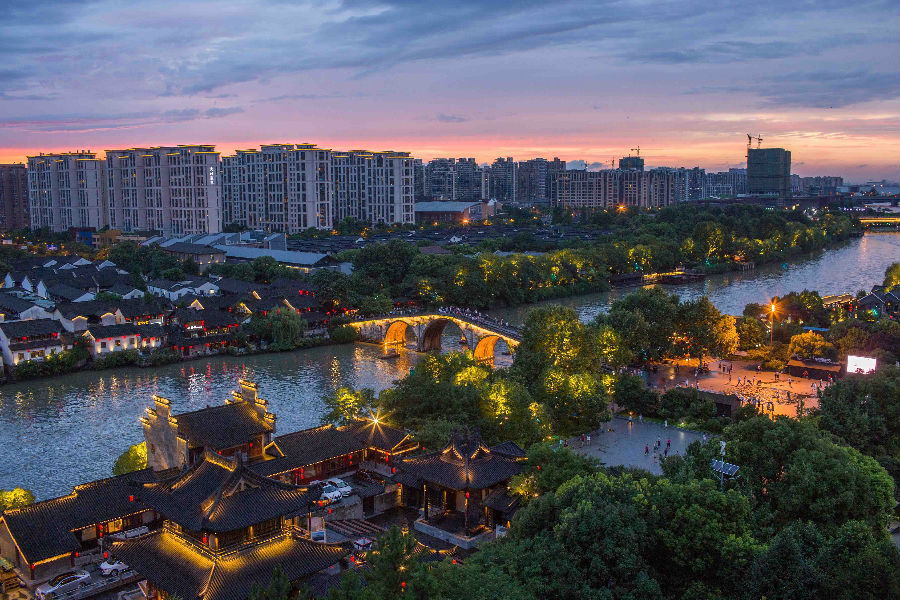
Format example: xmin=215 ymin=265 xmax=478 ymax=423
xmin=247 ymin=309 xmax=307 ymax=348
xmin=737 ymin=316 xmax=767 ymax=350
xmin=361 ymin=527 xmax=435 ymax=599
xmin=112 ymin=442 xmax=147 ymax=476
xmin=321 ymin=387 xmax=377 ymax=426
xmin=883 ymin=261 xmax=900 ymax=291
xmin=0 ymin=487 xmax=35 ymax=511
xmin=677 ymin=297 xmax=735 ymax=364
xmin=744 ymin=523 xmax=824 ymax=600
xmin=249 ymin=566 xmax=292 ymax=600
xmin=508 ymin=443 xmax=599 ymax=500
xmin=604 ymin=287 xmax=679 ymax=362
xmin=788 ymin=331 xmax=834 ymax=359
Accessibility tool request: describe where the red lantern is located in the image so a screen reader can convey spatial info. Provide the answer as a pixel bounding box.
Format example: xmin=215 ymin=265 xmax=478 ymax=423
xmin=202 ymin=535 xmax=208 ymax=545
xmin=103 ymin=551 xmax=108 ymax=559
xmin=465 ymin=491 xmax=470 ymax=499
xmin=129 ymin=495 xmax=134 ymax=502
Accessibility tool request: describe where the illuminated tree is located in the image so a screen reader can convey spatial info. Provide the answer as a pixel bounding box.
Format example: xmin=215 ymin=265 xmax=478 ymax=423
xmin=112 ymin=442 xmax=147 ymax=476
xmin=788 ymin=331 xmax=834 ymax=360
xmin=0 ymin=487 xmax=35 ymax=511
xmin=321 ymin=387 xmax=378 ymax=426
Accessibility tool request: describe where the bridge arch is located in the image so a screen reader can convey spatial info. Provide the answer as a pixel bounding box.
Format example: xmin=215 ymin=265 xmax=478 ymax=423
xmin=384 ymin=320 xmax=414 ymax=347
xmin=420 ymin=318 xmax=460 ymax=352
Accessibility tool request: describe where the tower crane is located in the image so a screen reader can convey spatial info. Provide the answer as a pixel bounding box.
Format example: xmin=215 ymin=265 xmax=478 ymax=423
xmin=630 ymin=146 xmax=641 ymax=156
xmin=746 ymin=134 xmax=763 ymax=157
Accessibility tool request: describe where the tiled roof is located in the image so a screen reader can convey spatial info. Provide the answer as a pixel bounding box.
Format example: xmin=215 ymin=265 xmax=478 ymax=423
xmin=54 ymin=300 xmax=119 ymax=319
xmin=250 ymin=425 xmax=365 ymax=478
xmin=0 ymin=469 xmax=156 ymax=564
xmin=82 ymin=323 xmax=141 ymax=338
xmin=136 ymin=455 xmax=317 ymax=531
xmin=398 ymin=435 xmax=522 ymax=491
xmin=111 ymin=528 xmax=347 ymax=600
xmin=338 ymin=420 xmax=414 ymax=453
xmin=489 ymin=441 xmax=527 ymax=459
xmin=47 ymin=283 xmax=93 ymax=301
xmin=0 ymin=292 xmax=39 ymax=314
xmin=0 ymin=318 xmax=63 ymax=339
xmin=175 ymin=402 xmax=273 ymax=451
xmin=162 ymin=242 xmax=226 ymax=256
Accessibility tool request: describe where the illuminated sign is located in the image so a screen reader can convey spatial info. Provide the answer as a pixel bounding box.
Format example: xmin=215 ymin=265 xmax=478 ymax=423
xmin=208 ymin=166 xmax=215 ymax=185
xmin=847 ymin=355 xmax=876 ymax=374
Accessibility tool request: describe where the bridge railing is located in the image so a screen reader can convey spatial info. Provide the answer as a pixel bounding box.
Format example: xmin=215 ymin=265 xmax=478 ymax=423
xmin=351 ymin=308 xmax=522 ymax=339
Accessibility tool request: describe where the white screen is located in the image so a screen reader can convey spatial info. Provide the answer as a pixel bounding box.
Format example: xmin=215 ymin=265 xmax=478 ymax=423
xmin=847 ymin=355 xmax=877 ymax=374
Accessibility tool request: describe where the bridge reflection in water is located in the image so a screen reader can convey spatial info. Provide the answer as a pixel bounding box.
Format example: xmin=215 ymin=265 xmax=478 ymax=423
xmin=350 ymin=313 xmax=521 ymax=366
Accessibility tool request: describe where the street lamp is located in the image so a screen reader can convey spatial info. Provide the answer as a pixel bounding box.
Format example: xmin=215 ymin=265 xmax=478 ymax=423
xmin=769 ymin=302 xmax=776 ymax=354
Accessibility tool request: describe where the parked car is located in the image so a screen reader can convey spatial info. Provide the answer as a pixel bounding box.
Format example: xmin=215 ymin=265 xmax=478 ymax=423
xmin=110 ymin=526 xmax=148 ymax=541
xmin=99 ymin=559 xmax=128 ymax=577
xmin=326 ymin=478 xmax=353 ymax=497
xmin=319 ymin=484 xmax=343 ymax=503
xmin=35 ymin=570 xmax=90 ymax=599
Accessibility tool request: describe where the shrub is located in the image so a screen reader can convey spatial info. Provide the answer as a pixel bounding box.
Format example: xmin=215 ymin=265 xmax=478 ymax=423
xmin=329 ymin=324 xmax=358 ymax=344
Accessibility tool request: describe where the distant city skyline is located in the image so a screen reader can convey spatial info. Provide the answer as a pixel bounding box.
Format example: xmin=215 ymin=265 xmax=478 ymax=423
xmin=0 ymin=1 xmax=897 ymax=181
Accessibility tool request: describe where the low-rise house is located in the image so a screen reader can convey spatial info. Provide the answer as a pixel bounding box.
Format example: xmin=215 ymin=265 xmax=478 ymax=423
xmin=158 ymin=242 xmax=226 ymax=268
xmin=0 ymin=318 xmax=71 ymax=366
xmin=142 ymin=381 xmax=276 ymax=470
xmin=108 ymin=282 xmax=145 ymax=299
xmin=81 ymin=323 xmax=142 ymax=357
xmin=213 ymin=245 xmax=340 ymax=274
xmin=0 ymin=292 xmax=52 ymax=321
xmin=858 ymin=288 xmax=900 ymax=318
xmin=117 ymin=300 xmax=168 ymax=326
xmin=45 ymin=282 xmax=96 ymax=303
xmin=147 ymin=278 xmax=219 ymax=301
xmin=0 ymin=470 xmax=158 ymax=585
xmin=53 ymin=301 xmax=120 ymax=332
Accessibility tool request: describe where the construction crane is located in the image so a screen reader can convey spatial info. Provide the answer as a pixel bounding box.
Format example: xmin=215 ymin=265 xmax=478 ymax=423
xmin=630 ymin=146 xmax=641 ymax=157
xmin=746 ymin=134 xmax=763 ymax=156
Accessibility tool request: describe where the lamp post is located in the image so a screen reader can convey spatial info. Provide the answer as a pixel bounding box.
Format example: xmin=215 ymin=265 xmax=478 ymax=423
xmin=769 ymin=303 xmax=776 ymax=355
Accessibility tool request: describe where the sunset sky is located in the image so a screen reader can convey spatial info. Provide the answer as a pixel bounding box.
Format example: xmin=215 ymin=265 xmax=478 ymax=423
xmin=1 ymin=0 xmax=898 ymax=181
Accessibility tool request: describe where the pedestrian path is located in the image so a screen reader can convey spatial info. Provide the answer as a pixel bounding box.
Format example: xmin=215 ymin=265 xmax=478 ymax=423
xmin=571 ymin=416 xmax=705 ymax=475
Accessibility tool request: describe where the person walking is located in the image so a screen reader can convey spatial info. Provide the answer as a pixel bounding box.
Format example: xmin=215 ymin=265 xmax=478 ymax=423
xmin=645 ymin=444 xmax=649 ymax=455
xmin=666 ymin=438 xmax=671 ymax=449
xmin=664 ymin=419 xmax=668 ymax=429
xmin=638 ymin=414 xmax=643 ymax=423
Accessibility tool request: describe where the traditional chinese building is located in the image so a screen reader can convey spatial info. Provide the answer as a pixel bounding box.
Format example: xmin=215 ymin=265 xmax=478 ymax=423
xmin=143 ymin=380 xmax=276 ymax=471
xmin=110 ymin=452 xmax=347 ymax=600
xmin=396 ymin=433 xmax=524 ymax=547
xmin=0 ymin=470 xmax=158 ymax=584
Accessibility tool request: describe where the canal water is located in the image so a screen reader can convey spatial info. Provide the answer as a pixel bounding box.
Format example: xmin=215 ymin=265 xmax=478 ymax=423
xmin=1 ymin=232 xmax=897 ymax=499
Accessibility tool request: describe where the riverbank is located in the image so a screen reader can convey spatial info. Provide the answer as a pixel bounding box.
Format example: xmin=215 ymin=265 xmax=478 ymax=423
xmin=489 ymin=231 xmax=900 ymax=324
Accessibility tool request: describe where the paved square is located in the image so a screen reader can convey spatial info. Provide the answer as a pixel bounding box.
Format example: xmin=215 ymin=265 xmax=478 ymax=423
xmin=569 ymin=416 xmax=706 ymax=475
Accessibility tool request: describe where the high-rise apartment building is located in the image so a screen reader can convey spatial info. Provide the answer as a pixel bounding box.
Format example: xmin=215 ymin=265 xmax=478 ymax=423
xmin=552 ymin=169 xmax=673 ymax=209
xmin=747 ymin=148 xmax=791 ymax=199
xmin=423 ymin=158 xmax=457 ymax=201
xmin=222 ymin=144 xmax=332 ymax=233
xmin=422 ymin=158 xmax=483 ymax=202
xmin=618 ymin=155 xmax=645 ymax=172
xmin=517 ymin=158 xmax=567 ymax=203
xmin=0 ymin=164 xmax=29 ymax=230
xmin=453 ymin=158 xmax=482 ymax=202
xmin=334 ymin=150 xmax=414 ymax=225
xmin=706 ymin=168 xmax=747 ymax=197
xmin=27 ymin=152 xmax=106 ymax=232
xmin=106 ymin=145 xmax=222 ymax=235
xmin=490 ymin=157 xmax=517 ymax=203
xmin=224 ymin=145 xmax=412 ymax=230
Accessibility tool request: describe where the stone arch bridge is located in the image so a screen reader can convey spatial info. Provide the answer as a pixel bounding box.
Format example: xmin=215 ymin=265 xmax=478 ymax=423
xmin=349 ymin=313 xmax=522 ymax=363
